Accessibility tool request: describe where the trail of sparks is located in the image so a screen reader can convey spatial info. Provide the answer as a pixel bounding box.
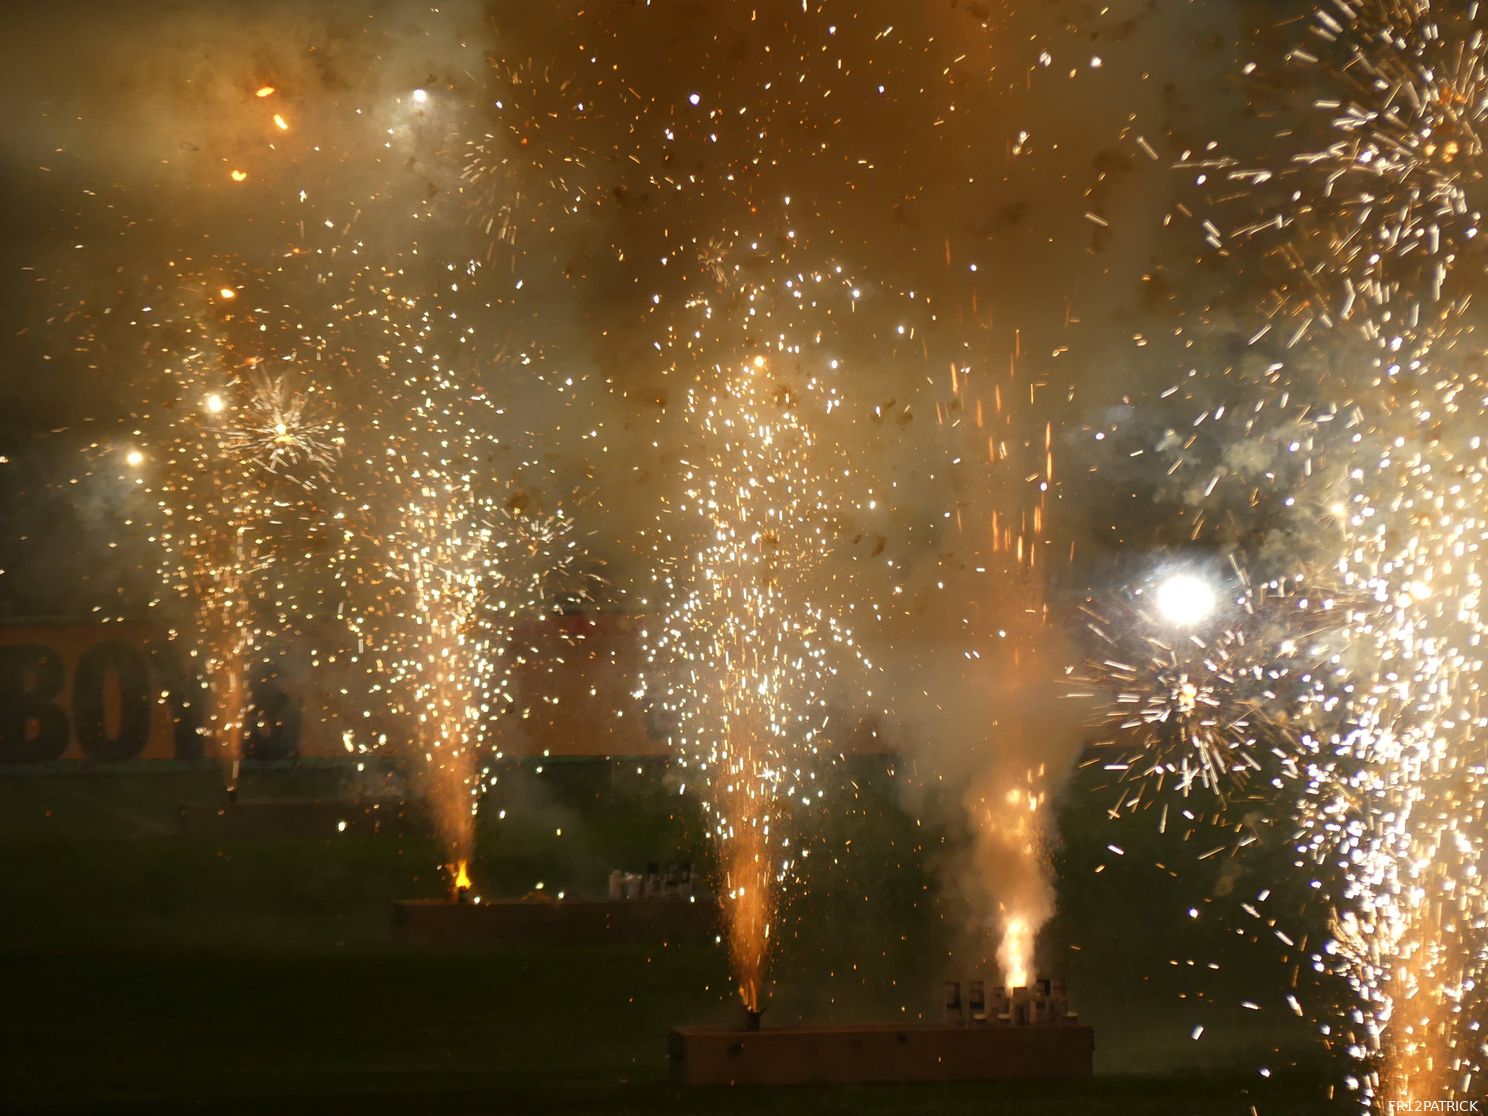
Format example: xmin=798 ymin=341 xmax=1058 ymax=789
xmin=949 ymin=342 xmax=1062 ymax=992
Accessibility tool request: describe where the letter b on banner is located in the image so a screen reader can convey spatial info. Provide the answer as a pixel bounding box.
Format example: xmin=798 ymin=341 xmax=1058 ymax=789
xmin=0 ymin=645 xmax=69 ymax=764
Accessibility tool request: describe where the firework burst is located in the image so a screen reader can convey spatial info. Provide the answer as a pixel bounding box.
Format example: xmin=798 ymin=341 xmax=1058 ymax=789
xmin=1077 ymin=566 xmax=1358 ymax=821
xmin=459 ymin=56 xmax=600 ymax=261
xmin=1300 ymin=1 xmax=1488 ymax=311
xmin=220 ymin=373 xmax=340 ymax=483
xmin=1193 ymin=2 xmax=1488 ymax=327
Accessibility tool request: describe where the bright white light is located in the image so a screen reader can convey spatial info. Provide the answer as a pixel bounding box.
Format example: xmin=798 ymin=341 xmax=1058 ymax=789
xmin=203 ymin=393 xmax=225 ymax=414
xmin=1155 ymin=573 xmax=1216 ymax=628
xmin=124 ymin=449 xmax=144 ymax=468
xmin=412 ymin=88 xmax=428 ymax=104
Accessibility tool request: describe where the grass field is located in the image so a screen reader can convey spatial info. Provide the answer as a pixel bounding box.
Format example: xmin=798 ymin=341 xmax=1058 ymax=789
xmin=0 ymin=759 xmax=1349 ymax=1113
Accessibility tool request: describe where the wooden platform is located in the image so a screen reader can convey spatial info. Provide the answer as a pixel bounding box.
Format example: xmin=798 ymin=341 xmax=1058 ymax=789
xmin=391 ymin=897 xmax=720 ymax=946
xmin=668 ymin=1021 xmax=1094 ymax=1086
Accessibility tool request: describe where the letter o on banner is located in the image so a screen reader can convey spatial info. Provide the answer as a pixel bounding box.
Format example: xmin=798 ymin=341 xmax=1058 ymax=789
xmin=73 ymin=642 xmax=152 ymax=763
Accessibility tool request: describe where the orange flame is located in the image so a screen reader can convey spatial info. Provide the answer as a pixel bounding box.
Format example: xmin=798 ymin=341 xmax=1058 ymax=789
xmin=451 ymin=859 xmax=472 ymax=901
xmin=999 ymin=915 xmax=1032 ymax=990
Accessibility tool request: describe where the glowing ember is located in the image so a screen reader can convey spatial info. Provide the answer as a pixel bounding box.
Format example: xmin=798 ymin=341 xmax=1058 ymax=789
xmin=1154 ymin=573 xmax=1217 ymax=630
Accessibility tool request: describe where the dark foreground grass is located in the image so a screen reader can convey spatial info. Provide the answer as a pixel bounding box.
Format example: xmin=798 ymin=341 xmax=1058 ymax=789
xmin=0 ymin=763 xmax=1347 ymax=1113
xmin=3 ymin=949 xmax=1338 ymax=1114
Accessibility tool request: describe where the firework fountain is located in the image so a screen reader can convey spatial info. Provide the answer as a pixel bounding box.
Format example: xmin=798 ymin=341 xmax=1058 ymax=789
xmin=130 ymin=276 xmax=341 ymax=794
xmin=644 ymin=349 xmax=860 ymax=1018
xmin=1103 ymin=317 xmax=1488 ymax=1106
xmin=1294 ymin=310 xmax=1488 ymax=1103
xmin=1079 ymin=3 xmax=1488 ymax=1105
xmin=340 ymin=344 xmax=584 ymax=897
xmin=960 ymin=350 xmax=1062 ymax=993
xmin=899 ymin=342 xmax=1074 ymax=995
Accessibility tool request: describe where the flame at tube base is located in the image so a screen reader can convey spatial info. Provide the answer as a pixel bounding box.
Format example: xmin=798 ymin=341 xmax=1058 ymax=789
xmin=999 ymin=915 xmax=1032 ymax=990
xmin=451 ymin=859 xmax=472 ymax=902
xmin=739 ymin=980 xmax=760 ymax=1014
xmin=726 ymin=858 xmax=771 ymax=1014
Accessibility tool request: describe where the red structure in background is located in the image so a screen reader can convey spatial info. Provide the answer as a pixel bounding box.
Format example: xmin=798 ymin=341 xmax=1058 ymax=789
xmin=0 ymin=613 xmax=884 ymax=765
